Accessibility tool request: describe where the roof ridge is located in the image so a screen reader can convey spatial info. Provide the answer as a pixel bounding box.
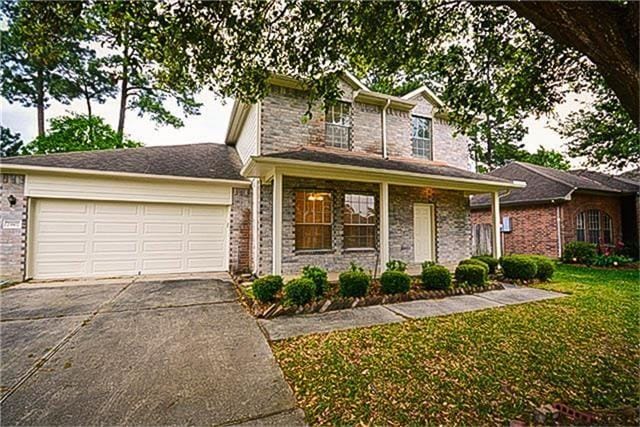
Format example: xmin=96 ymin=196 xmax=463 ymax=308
xmin=2 ymin=142 xmax=224 ymax=161
xmin=512 ymin=162 xmax=575 ymax=189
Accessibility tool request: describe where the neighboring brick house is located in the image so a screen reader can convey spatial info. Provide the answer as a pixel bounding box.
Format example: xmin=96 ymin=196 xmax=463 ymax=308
xmin=470 ymin=162 xmax=640 ymax=259
xmin=1 ymin=73 xmax=522 ymax=282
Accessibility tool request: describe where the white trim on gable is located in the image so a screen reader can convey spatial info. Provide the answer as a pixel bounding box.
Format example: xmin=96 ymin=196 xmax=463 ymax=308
xmin=401 ymin=85 xmax=445 ymax=108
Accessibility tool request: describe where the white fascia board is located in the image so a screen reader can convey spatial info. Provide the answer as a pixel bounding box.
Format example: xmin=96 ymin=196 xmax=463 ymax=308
xmin=1 ymin=164 xmax=251 ymax=187
xmin=242 ymin=157 xmax=526 ymax=193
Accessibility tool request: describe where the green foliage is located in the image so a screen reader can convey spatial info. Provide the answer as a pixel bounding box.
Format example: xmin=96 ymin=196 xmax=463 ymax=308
xmin=339 ymin=270 xmax=370 ymax=298
xmin=592 ymin=254 xmax=634 ymax=268
xmin=385 ymin=259 xmax=407 ymax=272
xmin=528 ymin=255 xmax=556 ymax=281
xmin=556 ymin=76 xmax=639 ymax=171
xmin=455 ymin=264 xmax=487 ymax=287
xmin=0 ymin=127 xmax=23 ymax=157
xmin=251 ymin=275 xmax=284 ymax=303
xmin=421 ymin=265 xmax=452 ymax=291
xmin=471 ymin=256 xmax=499 ymax=274
xmin=21 ymin=114 xmax=141 ymax=155
xmin=458 ymin=259 xmax=490 ymax=275
xmin=380 ymin=270 xmax=411 ymax=295
xmin=421 ymin=260 xmax=436 ymax=270
xmin=348 ymin=262 xmax=365 ymax=273
xmin=562 ymin=241 xmax=597 ymax=265
xmin=284 ymin=278 xmax=316 ymax=306
xmin=500 ymin=255 xmax=538 ymax=281
xmin=302 ymin=265 xmax=329 ymax=297
xmin=524 ymin=146 xmax=571 ymax=170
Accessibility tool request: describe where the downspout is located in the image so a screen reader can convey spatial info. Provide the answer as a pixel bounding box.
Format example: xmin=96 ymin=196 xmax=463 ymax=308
xmin=382 ymin=99 xmax=391 ymax=159
xmin=556 ymin=203 xmax=563 ymax=258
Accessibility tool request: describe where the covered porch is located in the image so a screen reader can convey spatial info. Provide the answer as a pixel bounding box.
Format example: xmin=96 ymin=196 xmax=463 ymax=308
xmin=242 ymin=149 xmax=525 ymax=276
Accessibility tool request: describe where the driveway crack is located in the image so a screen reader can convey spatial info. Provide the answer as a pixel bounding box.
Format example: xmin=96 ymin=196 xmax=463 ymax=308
xmin=0 ymin=277 xmax=139 ymax=404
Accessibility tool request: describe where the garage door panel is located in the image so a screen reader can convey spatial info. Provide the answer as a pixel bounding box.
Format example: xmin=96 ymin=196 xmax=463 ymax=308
xmin=31 ymin=199 xmax=229 ymax=279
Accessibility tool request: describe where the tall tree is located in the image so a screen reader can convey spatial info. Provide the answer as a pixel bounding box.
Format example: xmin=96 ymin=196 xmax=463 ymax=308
xmin=0 ymin=127 xmax=24 ymax=157
xmin=556 ymin=77 xmax=640 ymax=171
xmin=22 ymin=114 xmax=142 ymax=155
xmin=524 ymin=146 xmax=571 ymax=171
xmin=0 ymin=1 xmax=86 ymax=136
xmin=92 ymin=1 xmax=202 ymax=135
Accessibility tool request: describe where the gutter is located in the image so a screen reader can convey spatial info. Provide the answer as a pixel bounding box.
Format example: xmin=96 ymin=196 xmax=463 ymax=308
xmin=382 ymin=99 xmax=391 ymax=159
xmin=0 ymin=164 xmax=251 ymax=187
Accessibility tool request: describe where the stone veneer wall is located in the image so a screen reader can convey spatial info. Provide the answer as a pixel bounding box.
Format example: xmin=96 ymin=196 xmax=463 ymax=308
xmin=229 ymin=187 xmax=253 ymax=274
xmin=389 ymin=185 xmax=472 ymax=269
xmin=258 ymin=178 xmax=472 ymax=275
xmin=1 ymin=174 xmax=27 ymax=281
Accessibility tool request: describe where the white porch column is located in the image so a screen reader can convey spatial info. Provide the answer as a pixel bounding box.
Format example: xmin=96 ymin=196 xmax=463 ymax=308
xmin=491 ymin=191 xmax=502 ymax=259
xmin=272 ymin=170 xmax=283 ymax=275
xmin=380 ymin=182 xmax=390 ymax=270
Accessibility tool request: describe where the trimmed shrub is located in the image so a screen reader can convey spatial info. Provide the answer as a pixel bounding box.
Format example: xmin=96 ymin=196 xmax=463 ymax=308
xmin=252 ymin=275 xmax=284 ymax=303
xmin=562 ymin=241 xmax=597 ymax=265
xmin=339 ymin=270 xmax=371 ymax=297
xmin=421 ymin=265 xmax=452 ymax=290
xmin=528 ymin=255 xmax=555 ymax=281
xmin=471 ymin=255 xmax=499 ymax=274
xmin=283 ymin=278 xmax=316 ymax=306
xmin=458 ymin=259 xmax=489 ymax=275
xmin=380 ymin=270 xmax=411 ymax=294
xmin=385 ymin=259 xmax=407 ymax=272
xmin=455 ymin=265 xmax=486 ymax=287
xmin=302 ymin=265 xmax=329 ymax=296
xmin=500 ymin=255 xmax=538 ymax=281
xmin=421 ymin=260 xmax=436 ymax=270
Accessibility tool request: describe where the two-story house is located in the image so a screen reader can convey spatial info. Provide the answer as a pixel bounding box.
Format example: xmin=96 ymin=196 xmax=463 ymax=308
xmin=1 ymin=73 xmax=522 ymax=282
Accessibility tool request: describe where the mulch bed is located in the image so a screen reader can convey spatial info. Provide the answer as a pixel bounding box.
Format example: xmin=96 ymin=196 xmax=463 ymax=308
xmin=236 ymin=277 xmax=504 ymax=319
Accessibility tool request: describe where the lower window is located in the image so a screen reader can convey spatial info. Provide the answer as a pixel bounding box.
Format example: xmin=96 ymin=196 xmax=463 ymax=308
xmin=295 ymin=191 xmax=332 ymax=250
xmin=343 ymin=194 xmax=376 ymax=249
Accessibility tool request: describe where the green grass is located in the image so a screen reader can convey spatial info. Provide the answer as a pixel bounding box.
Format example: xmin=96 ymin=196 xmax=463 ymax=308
xmin=272 ymin=265 xmax=640 ymax=425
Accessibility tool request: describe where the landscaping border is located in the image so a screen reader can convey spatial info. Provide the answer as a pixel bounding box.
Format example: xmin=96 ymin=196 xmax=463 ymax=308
xmin=236 ymin=280 xmax=504 ymax=319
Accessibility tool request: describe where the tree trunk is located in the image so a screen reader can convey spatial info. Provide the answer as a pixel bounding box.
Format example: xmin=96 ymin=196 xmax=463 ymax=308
xmin=486 ymin=1 xmax=640 ymax=127
xmin=36 ymin=69 xmax=45 ymax=137
xmin=84 ymin=89 xmax=92 ymax=120
xmin=116 ymin=28 xmax=130 ymax=138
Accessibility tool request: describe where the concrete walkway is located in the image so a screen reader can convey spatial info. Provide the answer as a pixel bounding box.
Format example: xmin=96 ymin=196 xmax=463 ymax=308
xmin=260 ymin=286 xmax=566 ymax=341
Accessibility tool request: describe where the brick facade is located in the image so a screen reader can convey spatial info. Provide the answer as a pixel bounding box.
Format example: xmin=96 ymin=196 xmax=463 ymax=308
xmin=471 ymin=204 xmax=561 ymax=258
xmin=258 ymin=177 xmax=472 ymax=275
xmin=1 ymin=174 xmax=27 ymax=281
xmin=229 ymin=187 xmax=253 ymax=274
xmin=471 ymin=192 xmax=627 ymax=258
xmin=561 ymin=194 xmax=623 ymax=247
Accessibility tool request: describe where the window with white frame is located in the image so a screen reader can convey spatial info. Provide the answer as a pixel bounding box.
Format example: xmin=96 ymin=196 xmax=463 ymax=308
xmin=343 ymin=194 xmax=376 ymax=249
xmin=411 ymin=115 xmax=433 ymax=159
xmin=325 ymin=102 xmax=352 ymax=149
xmin=295 ymin=192 xmax=333 ymax=250
xmin=575 ymin=209 xmax=613 ymax=245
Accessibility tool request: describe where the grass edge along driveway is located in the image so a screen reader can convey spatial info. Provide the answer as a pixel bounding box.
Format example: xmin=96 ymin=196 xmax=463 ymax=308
xmin=272 ymin=265 xmax=639 ymax=425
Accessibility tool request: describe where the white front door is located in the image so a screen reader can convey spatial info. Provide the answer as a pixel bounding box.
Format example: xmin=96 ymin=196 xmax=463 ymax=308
xmin=413 ymin=203 xmax=435 ymax=263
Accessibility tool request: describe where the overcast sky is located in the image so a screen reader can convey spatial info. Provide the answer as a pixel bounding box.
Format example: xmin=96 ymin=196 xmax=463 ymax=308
xmin=1 ymin=91 xmax=586 ymax=167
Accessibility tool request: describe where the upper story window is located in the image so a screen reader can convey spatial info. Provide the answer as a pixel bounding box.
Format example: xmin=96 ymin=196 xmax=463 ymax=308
xmin=576 ymin=209 xmax=613 ymax=244
xmin=411 ymin=115 xmax=433 ymax=159
xmin=325 ymin=102 xmax=352 ymax=149
xmin=295 ymin=191 xmax=333 ymax=250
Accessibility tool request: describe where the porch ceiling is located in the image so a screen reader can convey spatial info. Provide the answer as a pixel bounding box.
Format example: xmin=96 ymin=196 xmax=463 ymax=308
xmin=241 ymin=149 xmax=526 ymax=194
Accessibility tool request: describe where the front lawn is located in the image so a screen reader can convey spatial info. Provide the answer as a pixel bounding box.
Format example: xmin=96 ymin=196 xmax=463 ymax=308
xmin=272 ymin=265 xmax=639 ymax=425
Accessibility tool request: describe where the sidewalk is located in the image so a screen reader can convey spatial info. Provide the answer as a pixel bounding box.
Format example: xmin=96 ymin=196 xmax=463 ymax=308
xmin=259 ymin=286 xmax=566 ymax=341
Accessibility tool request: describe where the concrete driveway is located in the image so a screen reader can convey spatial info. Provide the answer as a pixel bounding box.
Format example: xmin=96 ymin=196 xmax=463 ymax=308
xmin=1 ymin=275 xmax=304 ymax=426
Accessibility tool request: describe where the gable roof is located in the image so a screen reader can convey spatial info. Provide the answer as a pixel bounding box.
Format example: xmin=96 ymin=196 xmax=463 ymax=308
xmin=401 ymin=85 xmax=445 ymax=108
xmin=569 ymin=169 xmax=639 ymax=193
xmin=620 ymin=167 xmax=640 ymax=182
xmin=1 ymin=143 xmax=246 ymax=182
xmin=470 ymin=161 xmax=638 ymax=208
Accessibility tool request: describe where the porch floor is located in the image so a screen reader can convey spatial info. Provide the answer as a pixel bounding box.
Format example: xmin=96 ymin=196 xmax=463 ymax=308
xmin=259 ymin=285 xmax=566 ymax=341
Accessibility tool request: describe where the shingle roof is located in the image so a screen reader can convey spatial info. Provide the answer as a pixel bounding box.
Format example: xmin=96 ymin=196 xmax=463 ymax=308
xmin=260 ymin=147 xmax=512 ymax=184
xmin=1 ymin=143 xmax=246 ymax=181
xmin=569 ymin=169 xmax=639 ymax=193
xmin=471 ymin=162 xmax=638 ymax=208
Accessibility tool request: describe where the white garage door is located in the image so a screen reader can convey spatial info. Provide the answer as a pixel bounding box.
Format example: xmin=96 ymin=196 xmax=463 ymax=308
xmin=30 ymin=199 xmax=229 ymax=279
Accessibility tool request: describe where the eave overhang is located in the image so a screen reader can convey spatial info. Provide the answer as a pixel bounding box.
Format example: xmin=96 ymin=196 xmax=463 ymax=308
xmin=241 ymin=156 xmax=526 ymax=194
